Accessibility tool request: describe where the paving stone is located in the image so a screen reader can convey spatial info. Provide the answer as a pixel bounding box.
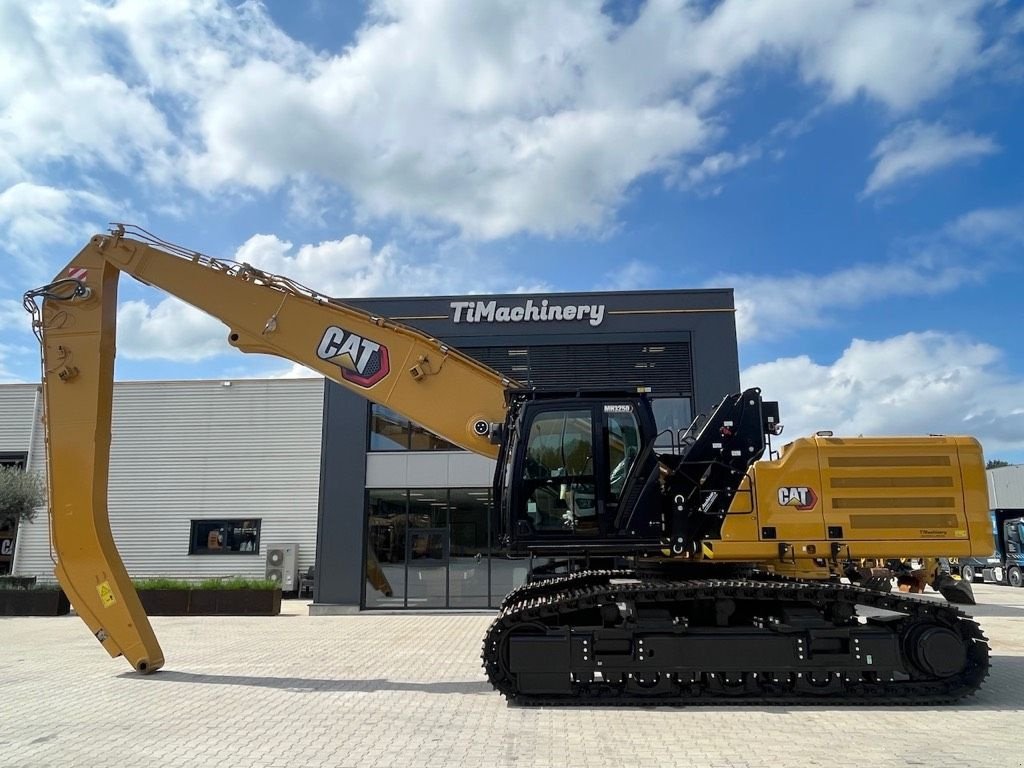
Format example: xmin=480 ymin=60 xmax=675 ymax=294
xmin=0 ymin=585 xmax=1021 ymax=767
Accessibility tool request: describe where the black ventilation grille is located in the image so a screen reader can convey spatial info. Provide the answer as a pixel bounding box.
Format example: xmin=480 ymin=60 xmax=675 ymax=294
xmin=467 ymin=342 xmax=693 ymax=394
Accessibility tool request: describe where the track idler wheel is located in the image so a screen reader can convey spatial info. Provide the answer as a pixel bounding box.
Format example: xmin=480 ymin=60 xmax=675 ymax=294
xmin=905 ymin=623 xmax=968 ymax=678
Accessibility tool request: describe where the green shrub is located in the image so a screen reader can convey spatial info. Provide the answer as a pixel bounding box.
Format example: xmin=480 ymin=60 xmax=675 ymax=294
xmin=131 ymin=577 xmax=278 ymax=591
xmin=0 ymin=576 xmax=44 ymax=590
xmin=0 ymin=466 xmax=45 ymax=528
xmin=132 ymin=577 xmax=192 ymax=591
xmin=195 ymin=577 xmax=278 ymax=591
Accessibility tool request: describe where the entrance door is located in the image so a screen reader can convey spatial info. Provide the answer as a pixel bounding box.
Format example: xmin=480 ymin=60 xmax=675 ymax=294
xmin=406 ymin=527 xmax=448 ymax=608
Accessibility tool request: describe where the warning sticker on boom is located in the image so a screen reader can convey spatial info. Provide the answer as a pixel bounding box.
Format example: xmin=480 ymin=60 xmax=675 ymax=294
xmin=97 ymin=581 xmax=116 ymax=608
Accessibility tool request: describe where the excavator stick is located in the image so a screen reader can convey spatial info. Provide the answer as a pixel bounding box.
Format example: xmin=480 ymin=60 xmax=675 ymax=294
xmin=25 ymin=251 xmax=163 ymax=672
xmin=23 ymin=226 xmax=512 ymax=673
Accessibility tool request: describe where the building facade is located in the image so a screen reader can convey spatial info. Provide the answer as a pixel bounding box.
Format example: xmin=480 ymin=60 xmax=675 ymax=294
xmin=6 ymin=379 xmax=324 ymax=582
xmin=313 ymin=288 xmax=740 ymax=612
xmin=2 ymin=288 xmax=741 ymax=610
xmin=988 ymin=464 xmax=1024 ymax=508
xmin=0 ymin=384 xmax=39 ymax=574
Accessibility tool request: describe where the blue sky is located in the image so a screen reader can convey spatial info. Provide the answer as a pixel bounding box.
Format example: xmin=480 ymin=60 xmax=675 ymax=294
xmin=1 ymin=0 xmax=1022 ymax=460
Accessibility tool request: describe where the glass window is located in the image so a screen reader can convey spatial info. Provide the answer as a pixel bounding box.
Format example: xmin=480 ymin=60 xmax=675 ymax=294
xmin=406 ymin=489 xmax=448 ymax=608
xmin=449 ymin=489 xmax=490 ymax=608
xmin=0 ymin=455 xmax=27 ymax=575
xmin=409 ymin=423 xmax=458 ymax=451
xmin=366 ymin=489 xmax=407 ymax=607
xmin=605 ymin=407 xmax=641 ymax=498
xmin=369 ymin=404 xmax=459 ymax=451
xmin=523 ymin=409 xmax=596 ymax=532
xmin=408 ymin=490 xmax=449 ymax=529
xmin=0 ymin=452 xmax=27 ymax=470
xmin=370 ymin=404 xmax=409 ymax=450
xmin=365 ymin=487 xmax=493 ymax=609
xmin=189 ymin=519 xmax=261 ymax=555
xmin=524 ymin=410 xmax=593 ymax=478
xmin=490 ymin=554 xmax=527 ymax=607
xmin=652 ymin=397 xmax=694 ymax=450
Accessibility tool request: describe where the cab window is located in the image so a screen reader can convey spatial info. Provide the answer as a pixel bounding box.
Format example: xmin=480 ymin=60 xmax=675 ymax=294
xmin=522 ymin=409 xmax=595 ymax=532
xmin=605 ymin=407 xmax=640 ymax=498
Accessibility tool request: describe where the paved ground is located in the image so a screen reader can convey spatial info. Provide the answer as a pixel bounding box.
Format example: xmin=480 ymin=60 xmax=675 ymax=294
xmin=1 ymin=584 xmax=1023 ymax=768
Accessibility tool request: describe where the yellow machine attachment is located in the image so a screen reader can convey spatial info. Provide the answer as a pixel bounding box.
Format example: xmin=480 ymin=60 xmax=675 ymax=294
xmin=23 ymin=226 xmax=513 ymax=672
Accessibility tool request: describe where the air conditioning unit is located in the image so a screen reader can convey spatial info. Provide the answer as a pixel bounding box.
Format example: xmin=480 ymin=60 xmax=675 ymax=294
xmin=265 ymin=543 xmax=299 ymax=591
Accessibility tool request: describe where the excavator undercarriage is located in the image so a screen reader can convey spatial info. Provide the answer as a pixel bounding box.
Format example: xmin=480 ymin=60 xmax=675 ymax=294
xmin=483 ymin=570 xmax=990 ymax=704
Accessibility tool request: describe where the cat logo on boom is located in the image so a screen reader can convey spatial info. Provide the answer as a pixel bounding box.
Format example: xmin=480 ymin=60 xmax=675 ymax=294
xmin=317 ymin=326 xmax=390 ymax=387
xmin=777 ymin=486 xmax=817 ymax=510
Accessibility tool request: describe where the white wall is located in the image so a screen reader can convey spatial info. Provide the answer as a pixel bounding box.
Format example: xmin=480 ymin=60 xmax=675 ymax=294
xmin=9 ymin=378 xmax=324 ymax=582
xmin=0 ymin=384 xmax=39 ymax=462
xmin=365 ymin=451 xmax=494 ymax=488
xmin=988 ymin=464 xmax=1024 ymax=509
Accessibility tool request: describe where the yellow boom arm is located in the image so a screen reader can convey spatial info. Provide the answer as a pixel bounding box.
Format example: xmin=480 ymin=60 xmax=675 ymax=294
xmin=25 ymin=226 xmax=513 ymax=673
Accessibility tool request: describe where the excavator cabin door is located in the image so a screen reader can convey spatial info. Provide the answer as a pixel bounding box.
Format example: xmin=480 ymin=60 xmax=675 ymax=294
xmin=500 ymin=395 xmax=657 ymax=549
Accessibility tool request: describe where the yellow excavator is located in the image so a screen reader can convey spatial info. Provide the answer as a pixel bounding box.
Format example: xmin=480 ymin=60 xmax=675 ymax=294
xmin=23 ymin=225 xmax=993 ymax=704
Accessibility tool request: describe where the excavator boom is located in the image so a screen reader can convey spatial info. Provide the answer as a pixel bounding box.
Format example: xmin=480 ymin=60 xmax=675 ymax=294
xmin=24 ymin=226 xmax=513 ymax=672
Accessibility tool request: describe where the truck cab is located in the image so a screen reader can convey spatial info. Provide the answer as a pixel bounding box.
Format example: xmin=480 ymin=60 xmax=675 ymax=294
xmin=958 ymin=509 xmax=1024 ymax=586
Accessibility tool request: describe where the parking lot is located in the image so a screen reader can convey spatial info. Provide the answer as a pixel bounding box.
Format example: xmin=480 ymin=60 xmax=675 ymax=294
xmin=1 ymin=584 xmax=1023 ymax=768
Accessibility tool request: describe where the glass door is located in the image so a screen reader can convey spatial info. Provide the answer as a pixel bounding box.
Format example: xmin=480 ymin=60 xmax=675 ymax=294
xmin=406 ymin=527 xmax=448 ymax=608
xmin=407 ymin=490 xmax=449 ymax=608
xmin=448 ymin=489 xmax=490 ymax=607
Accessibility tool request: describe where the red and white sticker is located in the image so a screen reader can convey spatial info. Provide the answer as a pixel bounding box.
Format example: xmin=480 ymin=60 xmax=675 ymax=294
xmin=67 ymin=267 xmax=88 ymax=281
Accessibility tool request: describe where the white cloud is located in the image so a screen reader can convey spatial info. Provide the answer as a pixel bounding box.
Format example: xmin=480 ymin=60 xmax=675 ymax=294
xmin=741 ymin=332 xmax=1024 ymax=455
xmin=263 ymin=362 xmax=323 ymax=380
xmin=116 ymin=297 xmax=229 ymax=362
xmin=0 ymin=182 xmax=114 ymax=248
xmin=863 ymin=121 xmax=999 ymax=197
xmin=233 ymin=233 xmax=492 ymax=298
xmin=114 ymin=230 xmax=529 ymax=362
xmin=945 ymin=204 xmax=1024 ymax=246
xmin=721 ymin=203 xmax=1021 ymax=343
xmin=720 ymin=255 xmax=982 ymax=343
xmin=595 ymin=260 xmax=658 ymax=292
xmin=609 ymin=201 xmax=1019 ymax=344
xmin=679 ymin=147 xmax=764 ymax=192
xmin=0 ymin=3 xmax=175 ymax=181
xmin=0 ymin=299 xmax=25 ymax=331
xmin=0 ymin=1 xmax=1001 ymax=240
xmin=0 ymin=343 xmax=26 ymax=384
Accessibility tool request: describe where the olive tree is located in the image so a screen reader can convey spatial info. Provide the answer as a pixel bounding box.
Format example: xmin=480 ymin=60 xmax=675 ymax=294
xmin=0 ymin=466 xmax=45 ymax=528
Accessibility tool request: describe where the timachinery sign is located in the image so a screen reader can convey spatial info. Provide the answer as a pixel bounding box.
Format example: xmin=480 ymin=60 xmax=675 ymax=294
xmin=450 ymin=299 xmax=606 ymax=327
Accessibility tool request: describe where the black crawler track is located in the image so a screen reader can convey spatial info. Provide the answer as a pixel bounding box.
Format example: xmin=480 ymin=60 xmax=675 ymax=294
xmin=482 ymin=572 xmax=990 ymax=706
xmin=498 ymin=569 xmax=638 ymax=611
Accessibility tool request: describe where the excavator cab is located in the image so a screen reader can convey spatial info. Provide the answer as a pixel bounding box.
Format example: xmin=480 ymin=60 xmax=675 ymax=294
xmin=495 ymin=390 xmax=664 ymax=553
xmin=494 ymin=388 xmax=779 ymax=558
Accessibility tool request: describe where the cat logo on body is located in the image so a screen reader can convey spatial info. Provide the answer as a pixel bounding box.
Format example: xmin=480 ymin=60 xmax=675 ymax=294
xmin=777 ymin=486 xmax=817 ymax=510
xmin=317 ymin=326 xmax=390 ymax=387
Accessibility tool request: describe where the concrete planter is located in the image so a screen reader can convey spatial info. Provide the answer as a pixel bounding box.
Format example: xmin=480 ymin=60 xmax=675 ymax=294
xmin=0 ymin=588 xmax=71 ymax=616
xmin=138 ymin=588 xmax=281 ymax=616
xmin=138 ymin=589 xmax=191 ymax=616
xmin=187 ymin=588 xmax=281 ymax=615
